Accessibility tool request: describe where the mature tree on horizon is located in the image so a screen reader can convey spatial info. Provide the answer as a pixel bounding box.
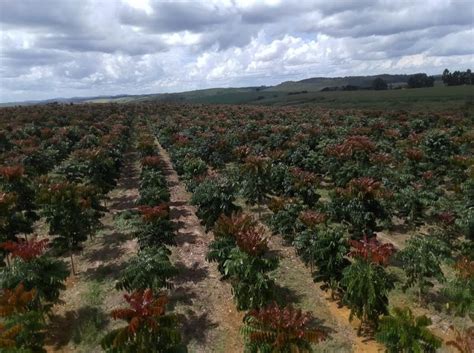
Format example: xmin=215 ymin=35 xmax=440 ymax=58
xmin=407 ymin=73 xmax=435 ymax=88
xmin=372 ymin=77 xmax=388 ymax=90
xmin=442 ymin=68 xmax=473 ymax=86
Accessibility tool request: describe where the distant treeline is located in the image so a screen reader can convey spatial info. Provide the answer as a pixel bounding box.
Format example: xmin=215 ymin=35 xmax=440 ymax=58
xmin=287 ymin=90 xmax=308 ymax=95
xmin=321 ymin=69 xmax=472 ymax=92
xmin=321 ymin=85 xmax=366 ymax=92
xmin=442 ymin=69 xmax=473 ymax=86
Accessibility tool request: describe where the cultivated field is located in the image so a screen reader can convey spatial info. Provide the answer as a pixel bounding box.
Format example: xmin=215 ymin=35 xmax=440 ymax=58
xmin=0 ymin=102 xmax=472 ymax=353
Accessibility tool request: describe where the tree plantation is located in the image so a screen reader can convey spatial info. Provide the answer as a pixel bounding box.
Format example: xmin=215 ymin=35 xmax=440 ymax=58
xmin=0 ymin=102 xmax=472 ymax=353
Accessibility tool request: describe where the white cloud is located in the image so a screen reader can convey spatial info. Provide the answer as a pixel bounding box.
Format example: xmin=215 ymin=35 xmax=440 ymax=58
xmin=0 ymin=0 xmax=473 ymax=102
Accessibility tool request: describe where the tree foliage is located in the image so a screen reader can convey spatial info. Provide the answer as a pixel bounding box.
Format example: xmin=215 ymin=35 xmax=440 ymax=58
xmin=341 ymin=259 xmax=395 ymax=331
xmin=101 ymin=290 xmax=184 ymax=353
xmin=116 ymin=247 xmax=177 ymax=292
xmin=224 ymin=247 xmax=278 ymax=310
xmin=0 ymin=284 xmax=45 ymax=353
xmin=375 ymin=307 xmax=441 ymax=353
xmin=442 ymin=68 xmax=473 ymax=86
xmin=407 ymin=73 xmax=435 ymax=88
xmin=397 ymin=235 xmax=450 ymax=301
xmin=442 ymin=257 xmax=474 ymax=317
xmin=240 ymin=155 xmax=272 ymax=207
xmin=0 ymin=254 xmax=68 ymax=310
xmin=191 ymin=177 xmax=238 ymax=230
xmin=0 ymin=165 xmax=38 ymax=243
xmin=241 ymin=302 xmax=326 ymax=353
xmin=372 ymin=78 xmax=388 ymax=90
xmin=135 ymin=205 xmax=175 ymax=249
xmin=37 ymin=178 xmax=103 ymax=273
xmin=330 ymin=177 xmax=390 ymax=237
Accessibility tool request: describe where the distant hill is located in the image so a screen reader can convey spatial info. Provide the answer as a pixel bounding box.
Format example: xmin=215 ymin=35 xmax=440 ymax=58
xmin=267 ymin=74 xmax=416 ymax=92
xmin=0 ymin=73 xmax=444 ymax=107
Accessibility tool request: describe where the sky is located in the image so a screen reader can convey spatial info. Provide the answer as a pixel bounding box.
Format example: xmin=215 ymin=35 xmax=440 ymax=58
xmin=0 ymin=0 xmax=473 ymax=102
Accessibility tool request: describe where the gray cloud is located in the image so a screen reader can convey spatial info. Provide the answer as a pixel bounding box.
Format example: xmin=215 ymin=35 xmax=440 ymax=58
xmin=0 ymin=0 xmax=473 ymax=102
xmin=0 ymin=0 xmax=85 ymax=30
xmin=121 ymin=2 xmax=233 ymax=30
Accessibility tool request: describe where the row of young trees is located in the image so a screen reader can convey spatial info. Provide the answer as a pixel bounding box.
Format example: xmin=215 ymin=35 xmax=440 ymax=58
xmin=2 ymin=101 xmax=472 ymax=351
xmin=101 ymin=123 xmax=185 ymax=353
xmin=1 ymin=105 xmax=132 ymax=352
xmin=157 ymin=128 xmax=329 ymax=351
xmin=151 ymin=102 xmax=472 ymax=352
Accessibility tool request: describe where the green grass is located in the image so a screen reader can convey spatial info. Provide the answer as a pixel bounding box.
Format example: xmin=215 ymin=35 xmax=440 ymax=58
xmin=261 ymin=85 xmax=473 ymax=110
xmin=83 ymin=280 xmax=105 ymax=306
xmin=71 ymin=280 xmax=109 ymax=351
xmin=113 ymin=209 xmax=140 ymax=233
xmin=179 ymin=85 xmax=473 ymax=111
xmin=61 ymin=82 xmax=474 ymax=113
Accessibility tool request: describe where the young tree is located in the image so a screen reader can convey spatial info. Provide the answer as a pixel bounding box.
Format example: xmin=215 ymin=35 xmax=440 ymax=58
xmin=0 ymin=239 xmax=69 ymax=311
xmin=37 ymin=179 xmax=104 ymax=274
xmin=267 ymin=199 xmax=305 ymax=243
xmin=442 ymin=257 xmax=474 ymax=316
xmin=135 ymin=205 xmax=175 ymax=250
xmin=376 ymin=307 xmax=441 ymax=353
xmin=298 ymin=225 xmax=350 ymax=298
xmin=341 ymin=237 xmax=396 ymax=333
xmin=330 ymin=177 xmax=390 ymax=238
xmin=397 ymin=235 xmax=450 ymax=302
xmin=326 ymin=135 xmax=376 ymax=187
xmin=294 ymin=211 xmax=329 ymax=269
xmin=224 ymin=246 xmax=278 ymax=310
xmin=0 ymin=165 xmax=38 ymax=247
xmin=101 ymin=290 xmax=184 ymax=353
xmin=138 ymin=158 xmax=170 ymax=206
xmin=288 ymin=168 xmax=320 ymax=207
xmin=116 ymin=247 xmax=177 ymax=292
xmin=240 ymin=155 xmax=272 ymax=213
xmin=191 ymin=177 xmax=238 ymax=230
xmin=208 ymin=214 xmax=278 ymax=310
xmin=58 ymin=148 xmax=119 ymax=193
xmin=207 ymin=213 xmax=255 ymax=276
xmin=0 ymin=283 xmax=45 ymax=352
xmin=241 ymin=302 xmax=326 ymax=352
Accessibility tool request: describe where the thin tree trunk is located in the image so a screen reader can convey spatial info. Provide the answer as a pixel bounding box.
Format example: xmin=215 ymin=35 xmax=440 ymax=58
xmin=70 ymin=248 xmax=76 ymax=275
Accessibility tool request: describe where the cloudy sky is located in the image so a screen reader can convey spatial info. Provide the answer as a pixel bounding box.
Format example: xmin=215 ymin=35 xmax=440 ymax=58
xmin=1 ymin=0 xmax=473 ymax=102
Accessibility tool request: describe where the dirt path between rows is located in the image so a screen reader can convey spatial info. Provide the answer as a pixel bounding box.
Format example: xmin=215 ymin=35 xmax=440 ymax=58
xmin=155 ymin=133 xmax=381 ymax=352
xmin=264 ymin=228 xmax=383 ymax=353
xmin=45 ymin=149 xmax=140 ymax=353
xmin=155 ymin=141 xmax=243 ymax=353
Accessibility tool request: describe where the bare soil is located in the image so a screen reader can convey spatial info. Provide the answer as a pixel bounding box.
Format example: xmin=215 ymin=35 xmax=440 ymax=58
xmin=155 ymin=142 xmax=244 ymax=353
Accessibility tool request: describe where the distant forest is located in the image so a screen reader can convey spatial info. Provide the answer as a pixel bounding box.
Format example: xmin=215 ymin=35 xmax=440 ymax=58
xmin=442 ymin=69 xmax=473 ymax=86
xmin=322 ymin=68 xmax=473 ymax=92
